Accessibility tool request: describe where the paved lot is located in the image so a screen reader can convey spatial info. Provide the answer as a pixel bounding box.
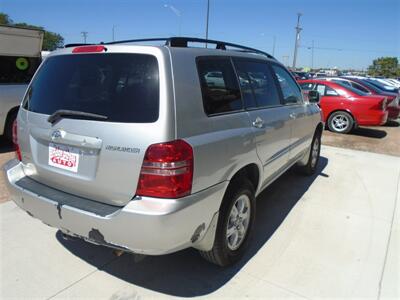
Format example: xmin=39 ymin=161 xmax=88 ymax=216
xmin=322 ymin=120 xmax=400 ymax=157
xmin=1 ymin=145 xmax=399 ymax=299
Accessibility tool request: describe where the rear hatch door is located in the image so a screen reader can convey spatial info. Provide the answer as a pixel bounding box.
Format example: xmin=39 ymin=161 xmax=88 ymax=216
xmin=19 ymin=48 xmax=172 ymax=206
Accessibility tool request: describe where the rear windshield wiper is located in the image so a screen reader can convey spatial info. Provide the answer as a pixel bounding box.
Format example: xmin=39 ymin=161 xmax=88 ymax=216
xmin=48 ymin=110 xmax=108 ymax=124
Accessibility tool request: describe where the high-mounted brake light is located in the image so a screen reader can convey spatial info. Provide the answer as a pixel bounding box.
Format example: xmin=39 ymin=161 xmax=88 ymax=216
xmin=12 ymin=120 xmax=22 ymax=161
xmin=136 ymin=140 xmax=194 ymax=199
xmin=72 ymin=45 xmax=107 ymax=53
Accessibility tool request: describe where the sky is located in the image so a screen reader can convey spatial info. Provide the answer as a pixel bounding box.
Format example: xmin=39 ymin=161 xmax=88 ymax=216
xmin=1 ymin=0 xmax=399 ymax=70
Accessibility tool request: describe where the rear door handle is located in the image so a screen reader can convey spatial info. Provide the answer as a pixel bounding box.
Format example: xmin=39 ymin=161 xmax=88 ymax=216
xmin=252 ymin=117 xmax=264 ymax=128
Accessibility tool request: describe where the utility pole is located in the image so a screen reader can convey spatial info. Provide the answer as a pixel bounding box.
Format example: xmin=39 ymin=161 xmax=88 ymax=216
xmin=205 ymin=0 xmax=210 ymax=47
xmin=81 ymin=31 xmax=88 ymax=44
xmin=292 ymin=13 xmax=302 ymax=69
xmin=272 ymin=36 xmax=276 ymax=56
xmin=112 ymin=25 xmax=116 ymax=42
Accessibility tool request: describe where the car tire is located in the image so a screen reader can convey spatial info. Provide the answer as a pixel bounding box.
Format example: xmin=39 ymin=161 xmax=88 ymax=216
xmin=199 ymin=179 xmax=256 ymax=267
xmin=4 ymin=111 xmax=18 ymax=142
xmin=298 ymin=130 xmax=321 ymax=176
xmin=327 ymin=111 xmax=354 ymax=134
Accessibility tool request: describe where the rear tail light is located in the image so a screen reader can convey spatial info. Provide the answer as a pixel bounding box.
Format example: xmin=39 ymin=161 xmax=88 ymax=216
xmin=382 ymin=98 xmax=387 ymax=110
xmin=136 ymin=140 xmax=193 ymax=198
xmin=388 ymin=96 xmax=399 ymax=108
xmin=12 ymin=120 xmax=22 ymax=161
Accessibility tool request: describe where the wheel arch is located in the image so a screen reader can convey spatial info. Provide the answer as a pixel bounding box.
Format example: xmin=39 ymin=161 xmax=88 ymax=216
xmin=3 ymin=106 xmax=19 ymax=138
xmin=315 ymin=121 xmax=324 ymax=136
xmin=228 ymin=163 xmax=261 ymax=194
xmin=5 ymin=106 xmax=19 ymax=124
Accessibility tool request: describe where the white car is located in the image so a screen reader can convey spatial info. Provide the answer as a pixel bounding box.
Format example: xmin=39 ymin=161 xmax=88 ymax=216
xmin=382 ymin=78 xmax=400 ymax=88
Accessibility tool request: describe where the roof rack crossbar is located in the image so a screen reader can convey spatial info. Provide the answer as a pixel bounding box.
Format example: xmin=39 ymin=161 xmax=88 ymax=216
xmin=168 ymin=37 xmax=274 ymax=59
xmin=100 ymin=37 xmax=275 ymax=59
xmin=104 ymin=38 xmax=172 ymax=46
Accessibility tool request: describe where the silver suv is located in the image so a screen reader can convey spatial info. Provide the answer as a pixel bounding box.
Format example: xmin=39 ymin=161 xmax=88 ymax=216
xmin=4 ymin=37 xmax=323 ymax=266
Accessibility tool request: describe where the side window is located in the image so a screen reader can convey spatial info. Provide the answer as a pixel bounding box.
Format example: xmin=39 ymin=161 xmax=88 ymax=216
xmin=351 ymin=82 xmax=369 ymax=93
xmin=234 ymin=60 xmax=281 ymax=109
xmin=300 ymin=82 xmax=314 ymax=90
xmin=333 ymin=80 xmax=351 ymax=87
xmin=197 ymin=58 xmax=243 ymax=115
xmin=317 ymin=84 xmax=338 ymax=96
xmin=271 ymin=65 xmax=303 ymax=104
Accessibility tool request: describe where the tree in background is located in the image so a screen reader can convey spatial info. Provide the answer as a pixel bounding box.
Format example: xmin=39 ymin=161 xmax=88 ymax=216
xmin=0 ymin=12 xmax=64 ymax=51
xmin=368 ymin=57 xmax=400 ymax=78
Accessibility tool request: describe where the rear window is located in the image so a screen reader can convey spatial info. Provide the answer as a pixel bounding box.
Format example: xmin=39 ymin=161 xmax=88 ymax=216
xmin=23 ymin=53 xmax=159 ymax=123
xmin=197 ymin=57 xmax=243 ymax=115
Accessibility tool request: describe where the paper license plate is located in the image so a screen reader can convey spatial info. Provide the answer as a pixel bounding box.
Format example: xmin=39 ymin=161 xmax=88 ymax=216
xmin=49 ymin=143 xmax=80 ymax=173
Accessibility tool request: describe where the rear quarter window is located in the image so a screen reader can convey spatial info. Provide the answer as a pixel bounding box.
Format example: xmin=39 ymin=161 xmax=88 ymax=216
xmin=23 ymin=53 xmax=159 ymax=123
xmin=233 ymin=59 xmax=281 ymax=109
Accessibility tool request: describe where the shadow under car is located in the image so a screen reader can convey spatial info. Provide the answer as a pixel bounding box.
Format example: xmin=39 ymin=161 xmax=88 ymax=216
xmin=57 ymin=156 xmax=329 ymax=297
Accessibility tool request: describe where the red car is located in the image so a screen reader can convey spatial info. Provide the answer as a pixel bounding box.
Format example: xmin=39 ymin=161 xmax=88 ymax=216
xmin=320 ymin=77 xmax=400 ymax=121
xmin=299 ymin=79 xmax=388 ymax=133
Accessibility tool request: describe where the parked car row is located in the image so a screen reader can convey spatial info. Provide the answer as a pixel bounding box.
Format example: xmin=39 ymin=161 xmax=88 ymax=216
xmin=297 ymin=76 xmax=400 ymax=134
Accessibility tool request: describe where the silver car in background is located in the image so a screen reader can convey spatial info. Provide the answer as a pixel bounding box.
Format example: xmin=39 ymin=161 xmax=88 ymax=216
xmin=4 ymin=37 xmax=323 ymax=266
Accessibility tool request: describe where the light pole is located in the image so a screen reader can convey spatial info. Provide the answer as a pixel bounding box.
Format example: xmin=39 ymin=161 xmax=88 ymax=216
xmin=206 ymin=0 xmax=210 ymax=41
xmin=292 ymin=13 xmax=302 ymax=69
xmin=272 ymin=35 xmax=276 ymax=56
xmin=112 ymin=25 xmax=117 ymax=42
xmin=81 ymin=31 xmax=88 ymax=44
xmin=164 ymin=4 xmax=182 ymax=36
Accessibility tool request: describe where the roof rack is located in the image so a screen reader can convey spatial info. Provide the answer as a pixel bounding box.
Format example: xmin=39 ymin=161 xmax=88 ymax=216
xmin=103 ymin=37 xmax=275 ymax=59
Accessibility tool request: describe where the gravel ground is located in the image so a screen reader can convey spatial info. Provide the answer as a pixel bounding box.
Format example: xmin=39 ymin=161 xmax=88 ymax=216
xmin=322 ymin=120 xmax=400 ymax=157
xmin=0 ymin=137 xmax=14 ymax=204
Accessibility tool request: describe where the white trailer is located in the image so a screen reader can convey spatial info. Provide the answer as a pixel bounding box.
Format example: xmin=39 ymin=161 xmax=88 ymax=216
xmin=0 ymin=25 xmax=44 ymax=140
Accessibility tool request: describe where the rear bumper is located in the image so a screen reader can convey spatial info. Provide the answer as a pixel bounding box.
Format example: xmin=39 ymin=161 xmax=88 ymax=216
xmin=4 ymin=159 xmax=227 ymax=255
xmin=357 ymin=110 xmax=388 ymax=126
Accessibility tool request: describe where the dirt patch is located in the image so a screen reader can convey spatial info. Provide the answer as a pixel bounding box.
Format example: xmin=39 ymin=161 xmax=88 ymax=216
xmin=0 ymin=137 xmax=14 ymax=203
xmin=322 ymin=120 xmax=400 ymax=157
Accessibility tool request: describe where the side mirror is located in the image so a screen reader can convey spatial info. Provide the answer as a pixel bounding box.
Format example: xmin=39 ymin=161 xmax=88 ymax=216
xmin=308 ymin=90 xmax=320 ymax=103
